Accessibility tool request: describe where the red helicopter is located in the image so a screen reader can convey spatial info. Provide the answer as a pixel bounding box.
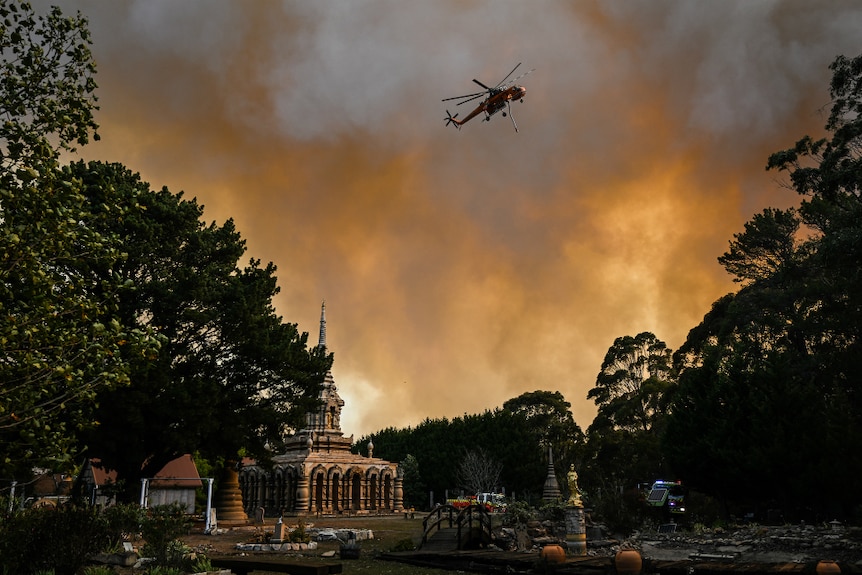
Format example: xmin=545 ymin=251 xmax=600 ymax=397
xmin=443 ymin=62 xmax=534 ymax=132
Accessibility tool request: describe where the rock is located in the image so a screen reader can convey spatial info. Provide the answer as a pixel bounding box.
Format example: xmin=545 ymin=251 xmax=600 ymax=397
xmin=91 ymin=551 xmax=138 ymax=567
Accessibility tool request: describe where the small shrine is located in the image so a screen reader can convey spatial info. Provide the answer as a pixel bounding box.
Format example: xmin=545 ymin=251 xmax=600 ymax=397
xmin=239 ymin=303 xmax=403 ymax=516
xmin=541 ymin=447 xmax=561 ymax=501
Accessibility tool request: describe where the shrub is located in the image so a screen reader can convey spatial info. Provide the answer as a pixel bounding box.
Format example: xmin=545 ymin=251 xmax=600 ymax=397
xmin=390 ymin=537 xmax=415 ymax=552
xmin=289 ymin=518 xmax=310 ymax=543
xmin=590 ymin=487 xmax=645 ymax=536
xmin=187 ymin=555 xmax=213 ymax=573
xmin=102 ymin=503 xmax=144 ymax=550
xmin=139 ymin=503 xmax=191 ymax=567
xmin=503 ymin=500 xmax=534 ymax=527
xmin=0 ymin=504 xmax=108 ymax=575
xmin=538 ymin=499 xmax=567 ymax=522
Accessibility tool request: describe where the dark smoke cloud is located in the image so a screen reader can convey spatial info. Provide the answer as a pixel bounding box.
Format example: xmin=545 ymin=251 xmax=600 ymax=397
xmin=37 ymin=0 xmax=862 ymax=435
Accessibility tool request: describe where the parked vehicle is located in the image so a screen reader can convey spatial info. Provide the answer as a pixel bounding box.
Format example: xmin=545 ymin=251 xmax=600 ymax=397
xmin=644 ymin=480 xmax=686 ymax=514
xmin=446 ymin=492 xmax=507 ymax=512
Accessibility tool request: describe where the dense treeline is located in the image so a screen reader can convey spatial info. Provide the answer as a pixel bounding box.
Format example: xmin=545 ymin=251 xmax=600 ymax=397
xmin=354 ymin=390 xmax=583 ymax=508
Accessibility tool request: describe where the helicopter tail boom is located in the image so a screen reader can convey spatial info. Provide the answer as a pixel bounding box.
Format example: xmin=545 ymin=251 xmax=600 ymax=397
xmin=444 ymin=110 xmax=462 ymax=129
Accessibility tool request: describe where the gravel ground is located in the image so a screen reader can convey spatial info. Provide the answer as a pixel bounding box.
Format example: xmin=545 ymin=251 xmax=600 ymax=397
xmin=610 ymin=523 xmax=862 ymax=566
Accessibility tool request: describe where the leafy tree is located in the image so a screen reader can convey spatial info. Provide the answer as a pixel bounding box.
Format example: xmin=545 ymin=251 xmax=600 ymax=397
xmin=502 ymin=390 xmax=584 ymax=499
xmin=716 ymin=207 xmax=801 ymax=285
xmin=68 ymin=161 xmax=330 ymax=494
xmin=399 ymin=454 xmax=423 ymax=509
xmin=582 ymin=333 xmax=675 ymax=522
xmin=665 ymin=53 xmax=862 ymax=518
xmin=0 ymin=0 xmax=99 ymax=172
xmin=0 ymin=0 xmax=158 ymax=478
xmin=502 ymin=390 xmax=583 ymax=454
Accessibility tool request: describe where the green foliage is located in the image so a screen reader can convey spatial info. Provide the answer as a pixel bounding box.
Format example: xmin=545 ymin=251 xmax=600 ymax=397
xmin=82 ymin=567 xmax=115 ymax=575
xmin=389 ymin=537 xmax=415 ymax=552
xmin=502 ymin=390 xmax=584 ymax=490
xmin=684 ymin=491 xmax=724 ymax=528
xmin=589 ymin=485 xmax=647 ymax=536
xmin=289 ymin=517 xmax=310 ymax=543
xmin=102 ymin=503 xmax=143 ymax=549
xmin=399 ymin=454 xmax=423 ymax=509
xmin=139 ymin=503 xmax=190 ymax=567
xmin=503 ymin=500 xmax=534 ymax=526
xmin=0 ymin=504 xmax=109 ymax=575
xmin=538 ymin=499 xmax=567 ymax=522
xmin=67 ymin=160 xmax=330 ymax=493
xmin=187 ymin=555 xmax=214 ymax=573
xmin=0 ymin=0 xmax=99 ymax=172
xmin=717 ymin=207 xmax=800 ymax=285
xmin=588 ymin=332 xmax=673 ymax=435
xmin=581 ymin=333 xmax=675 ymax=518
xmin=359 ymin=392 xmax=583 ymax=508
xmin=0 ymin=0 xmax=160 ymax=478
xmin=665 ymin=53 xmax=862 ymax=518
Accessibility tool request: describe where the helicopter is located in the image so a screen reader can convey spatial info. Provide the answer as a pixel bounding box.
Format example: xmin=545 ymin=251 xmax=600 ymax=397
xmin=443 ymin=62 xmax=534 ymax=133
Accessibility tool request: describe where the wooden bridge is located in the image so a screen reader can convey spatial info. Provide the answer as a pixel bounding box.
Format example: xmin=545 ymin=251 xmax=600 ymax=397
xmin=420 ymin=503 xmax=493 ymax=552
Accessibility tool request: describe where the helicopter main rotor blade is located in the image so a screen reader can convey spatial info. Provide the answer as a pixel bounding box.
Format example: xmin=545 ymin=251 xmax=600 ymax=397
xmin=473 ymin=78 xmax=493 ymax=91
xmin=442 ymin=91 xmax=485 ymax=102
xmin=456 ymin=93 xmax=485 ymax=106
xmin=495 ymin=62 xmax=522 ymax=88
xmin=505 ymin=68 xmax=535 ymax=87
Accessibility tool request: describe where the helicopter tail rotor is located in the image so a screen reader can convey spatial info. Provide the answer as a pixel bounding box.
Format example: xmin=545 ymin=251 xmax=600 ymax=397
xmin=444 ymin=110 xmax=461 ymax=129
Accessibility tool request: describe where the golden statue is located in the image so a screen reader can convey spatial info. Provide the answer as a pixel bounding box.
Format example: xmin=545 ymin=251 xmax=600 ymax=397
xmin=567 ymin=464 xmax=583 ymax=507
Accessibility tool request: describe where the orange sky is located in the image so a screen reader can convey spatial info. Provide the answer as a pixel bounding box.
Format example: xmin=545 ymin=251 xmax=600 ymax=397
xmin=40 ymin=1 xmax=862 ymax=438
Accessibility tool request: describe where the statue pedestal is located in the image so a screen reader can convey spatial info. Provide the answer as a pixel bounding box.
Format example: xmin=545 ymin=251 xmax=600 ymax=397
xmin=565 ymin=506 xmax=586 ymax=556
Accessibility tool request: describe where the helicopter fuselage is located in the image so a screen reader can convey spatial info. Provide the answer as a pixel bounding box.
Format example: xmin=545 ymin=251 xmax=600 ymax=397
xmin=461 ymin=85 xmax=527 ymax=124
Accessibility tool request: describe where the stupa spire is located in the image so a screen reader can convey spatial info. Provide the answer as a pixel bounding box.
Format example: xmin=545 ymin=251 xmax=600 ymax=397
xmin=318 ymin=300 xmax=327 ymax=350
xmin=542 ymin=446 xmax=561 ymax=501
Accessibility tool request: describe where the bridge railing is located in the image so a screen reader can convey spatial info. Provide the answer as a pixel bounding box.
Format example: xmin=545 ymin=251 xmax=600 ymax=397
xmin=456 ymin=504 xmax=492 ymax=549
xmin=421 ymin=504 xmax=492 ymax=549
xmin=421 ymin=504 xmax=458 ymax=546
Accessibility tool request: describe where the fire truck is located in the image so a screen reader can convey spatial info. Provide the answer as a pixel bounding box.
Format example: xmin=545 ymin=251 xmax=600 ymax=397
xmin=447 ymin=492 xmax=507 ymax=512
xmin=644 ymin=480 xmax=686 ymax=514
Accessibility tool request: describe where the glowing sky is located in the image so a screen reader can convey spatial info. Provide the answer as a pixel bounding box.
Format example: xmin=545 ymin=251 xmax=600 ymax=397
xmin=38 ymin=1 xmax=862 ymax=438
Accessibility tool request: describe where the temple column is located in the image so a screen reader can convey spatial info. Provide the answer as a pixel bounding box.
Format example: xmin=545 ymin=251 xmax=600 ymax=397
xmin=296 ymin=469 xmax=309 ymax=515
xmin=394 ymin=472 xmax=404 ymax=512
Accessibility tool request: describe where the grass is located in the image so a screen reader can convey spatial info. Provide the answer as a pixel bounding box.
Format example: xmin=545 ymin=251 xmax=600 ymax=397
xmin=303 ymin=515 xmax=450 ymax=574
xmin=193 ymin=514 xmax=454 ymax=575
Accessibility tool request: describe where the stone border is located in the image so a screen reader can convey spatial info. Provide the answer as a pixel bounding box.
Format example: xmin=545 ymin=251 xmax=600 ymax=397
xmin=236 ymin=541 xmax=319 ymax=552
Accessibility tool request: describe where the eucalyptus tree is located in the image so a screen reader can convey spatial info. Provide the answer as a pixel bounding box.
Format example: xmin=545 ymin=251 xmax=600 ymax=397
xmin=582 ymin=333 xmax=675 ymax=515
xmin=588 ymin=332 xmax=673 ymax=435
